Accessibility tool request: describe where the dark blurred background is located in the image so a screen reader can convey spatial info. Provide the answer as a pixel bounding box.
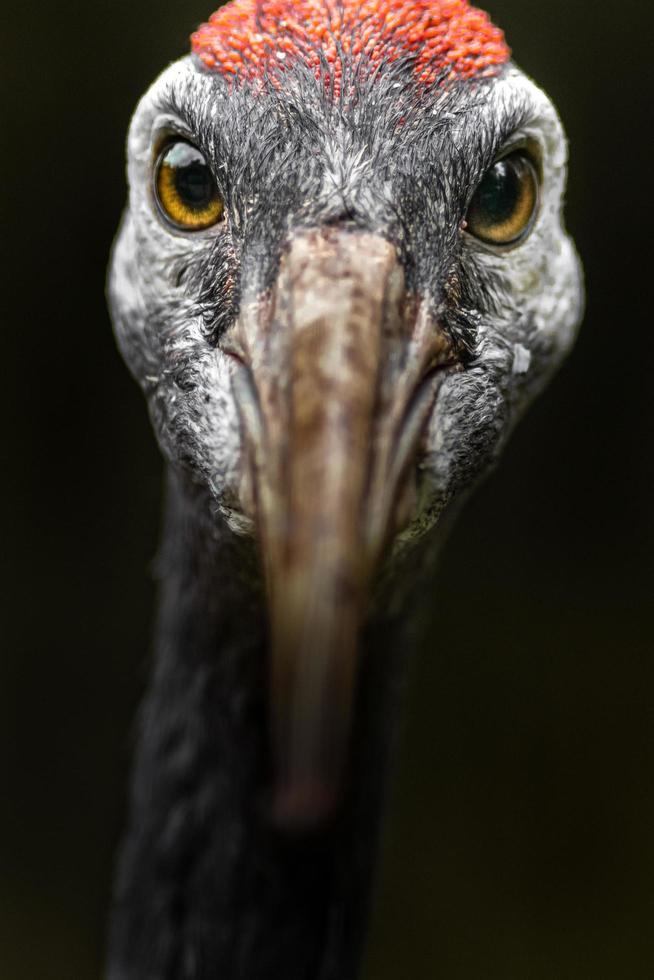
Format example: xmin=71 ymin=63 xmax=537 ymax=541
xmin=1 ymin=1 xmax=652 ymax=976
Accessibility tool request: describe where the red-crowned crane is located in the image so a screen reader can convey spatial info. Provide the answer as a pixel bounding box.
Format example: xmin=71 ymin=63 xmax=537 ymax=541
xmin=107 ymin=1 xmax=583 ymax=977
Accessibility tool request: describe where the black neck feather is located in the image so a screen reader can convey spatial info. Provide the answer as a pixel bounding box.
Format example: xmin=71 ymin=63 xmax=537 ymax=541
xmin=107 ymin=469 xmax=425 ymax=980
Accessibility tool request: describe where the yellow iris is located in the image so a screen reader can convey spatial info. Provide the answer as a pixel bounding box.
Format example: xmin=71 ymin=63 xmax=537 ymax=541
xmin=155 ymin=141 xmax=224 ymax=231
xmin=466 ymin=152 xmax=539 ymax=246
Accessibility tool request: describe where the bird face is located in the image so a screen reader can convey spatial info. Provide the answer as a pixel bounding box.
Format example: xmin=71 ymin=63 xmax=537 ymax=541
xmin=109 ymin=4 xmax=583 ymax=825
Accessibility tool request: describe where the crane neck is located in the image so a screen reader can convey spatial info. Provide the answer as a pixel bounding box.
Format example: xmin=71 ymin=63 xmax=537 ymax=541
xmin=107 ymin=467 xmax=432 ymax=980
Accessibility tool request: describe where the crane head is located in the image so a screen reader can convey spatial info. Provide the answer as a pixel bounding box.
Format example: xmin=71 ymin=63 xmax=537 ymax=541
xmin=109 ymin=0 xmax=583 ymax=828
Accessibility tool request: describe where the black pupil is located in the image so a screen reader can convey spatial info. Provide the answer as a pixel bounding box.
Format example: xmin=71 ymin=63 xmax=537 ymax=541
xmin=472 ymin=156 xmax=523 ymax=226
xmin=167 ymin=144 xmax=215 ymax=210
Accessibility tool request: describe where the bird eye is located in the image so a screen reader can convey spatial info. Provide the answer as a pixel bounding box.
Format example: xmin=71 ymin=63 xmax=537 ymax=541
xmin=465 ymin=151 xmax=539 ymax=246
xmin=154 ymin=141 xmax=224 ymax=231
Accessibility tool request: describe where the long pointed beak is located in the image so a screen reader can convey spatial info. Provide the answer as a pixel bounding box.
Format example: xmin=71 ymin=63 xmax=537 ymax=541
xmin=230 ymin=228 xmax=456 ymax=828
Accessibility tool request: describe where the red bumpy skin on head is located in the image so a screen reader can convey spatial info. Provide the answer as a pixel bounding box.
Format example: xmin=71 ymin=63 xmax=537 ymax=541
xmin=191 ymin=0 xmax=510 ymax=92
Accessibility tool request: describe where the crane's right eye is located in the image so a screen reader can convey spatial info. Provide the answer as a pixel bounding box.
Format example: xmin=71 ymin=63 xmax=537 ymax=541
xmin=154 ymin=141 xmax=225 ymax=231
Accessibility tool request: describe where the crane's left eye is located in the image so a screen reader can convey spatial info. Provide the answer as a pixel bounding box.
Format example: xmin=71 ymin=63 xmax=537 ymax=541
xmin=465 ymin=151 xmax=539 ymax=247
xmin=155 ymin=141 xmax=224 ymax=231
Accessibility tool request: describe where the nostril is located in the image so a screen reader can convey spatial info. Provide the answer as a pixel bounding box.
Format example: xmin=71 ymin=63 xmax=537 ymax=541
xmin=172 ymin=365 xmax=198 ymax=391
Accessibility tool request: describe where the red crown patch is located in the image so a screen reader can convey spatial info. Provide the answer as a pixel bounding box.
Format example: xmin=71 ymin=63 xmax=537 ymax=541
xmin=191 ymin=0 xmax=510 ymax=93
